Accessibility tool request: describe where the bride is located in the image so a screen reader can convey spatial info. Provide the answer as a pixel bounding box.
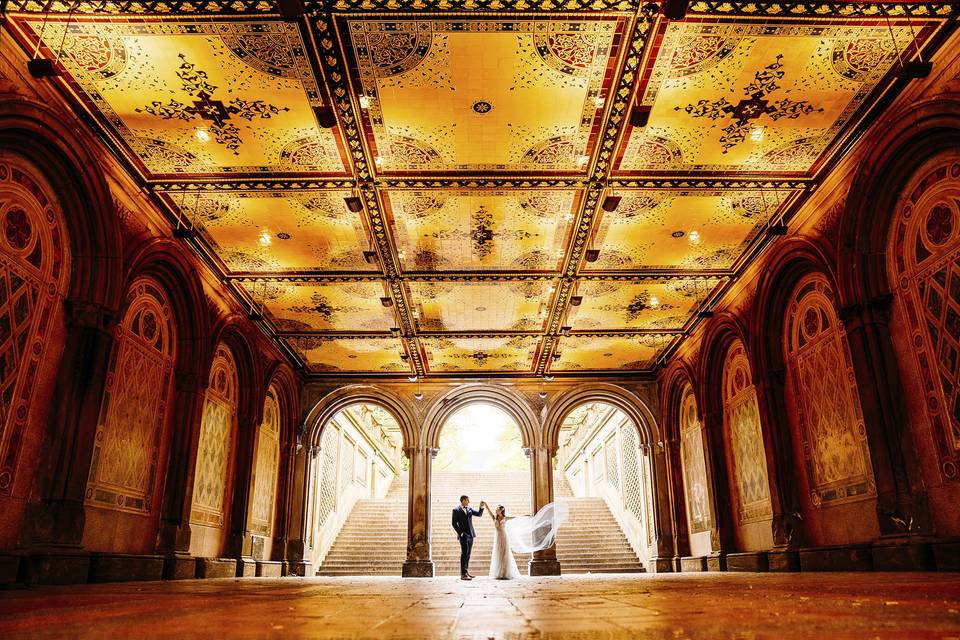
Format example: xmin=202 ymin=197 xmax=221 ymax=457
xmin=488 ymin=502 xmax=569 ymax=580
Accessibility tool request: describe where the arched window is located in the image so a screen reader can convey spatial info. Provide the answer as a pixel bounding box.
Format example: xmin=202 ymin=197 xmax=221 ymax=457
xmin=0 ymin=157 xmax=69 ymax=493
xmin=785 ymin=274 xmax=875 ymax=506
xmin=85 ymin=278 xmax=175 ymax=514
xmin=190 ymin=345 xmax=238 ymax=528
xmin=250 ymin=388 xmax=281 ymax=537
xmin=722 ymin=341 xmax=772 ymax=524
xmin=679 ymin=385 xmax=712 ymax=534
xmin=889 ymin=154 xmax=960 ymax=480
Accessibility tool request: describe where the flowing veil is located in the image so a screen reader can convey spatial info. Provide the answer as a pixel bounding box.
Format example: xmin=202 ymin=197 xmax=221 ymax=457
xmin=503 ymin=501 xmax=570 ymax=554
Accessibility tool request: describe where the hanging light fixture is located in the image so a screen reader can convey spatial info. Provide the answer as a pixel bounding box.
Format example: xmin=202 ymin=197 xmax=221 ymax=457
xmin=313 ymin=104 xmax=337 ymax=129
xmin=344 ymin=194 xmax=363 ymax=213
xmin=27 ymin=1 xmax=71 ymax=78
xmin=629 ymin=103 xmax=652 ymax=128
xmin=883 ymin=8 xmax=933 ymax=80
xmin=661 ymin=0 xmax=690 ymax=20
xmin=414 ymin=377 xmax=423 ymax=401
xmin=538 ymin=376 xmax=548 ymax=400
xmin=275 ymin=0 xmax=304 ymax=19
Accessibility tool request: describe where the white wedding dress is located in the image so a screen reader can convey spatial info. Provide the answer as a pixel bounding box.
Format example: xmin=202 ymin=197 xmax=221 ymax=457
xmin=489 ymin=516 xmax=521 ymax=580
xmin=488 ymin=502 xmax=569 ymax=580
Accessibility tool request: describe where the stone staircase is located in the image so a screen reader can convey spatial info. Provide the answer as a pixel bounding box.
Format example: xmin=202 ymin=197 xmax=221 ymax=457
xmin=316 ymin=471 xmax=645 ymax=576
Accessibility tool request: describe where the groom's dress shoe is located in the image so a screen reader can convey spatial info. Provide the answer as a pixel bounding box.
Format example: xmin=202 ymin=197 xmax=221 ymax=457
xmin=460 ymin=575 xmax=472 ymax=580
xmin=466 ymin=573 xmax=476 ymax=578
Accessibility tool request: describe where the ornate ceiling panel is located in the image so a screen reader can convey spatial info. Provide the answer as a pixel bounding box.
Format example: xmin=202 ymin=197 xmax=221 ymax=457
xmin=343 ymin=17 xmax=627 ymax=175
xmin=408 ymin=280 xmax=554 ymax=332
xmin=570 ymin=279 xmax=722 ymax=330
xmin=552 ymin=335 xmax=665 ymax=371
xmin=384 ymin=189 xmax=579 ymax=272
xmin=242 ymin=281 xmax=395 ymax=332
xmin=284 ymin=336 xmax=411 ymax=374
xmin=420 ymin=336 xmax=540 ymax=373
xmin=18 ymin=18 xmax=349 ymax=179
xmin=615 ymin=18 xmax=937 ymax=177
xmin=168 ymin=190 xmax=376 ymax=273
xmin=8 ymin=4 xmax=956 ymax=377
xmin=585 ymin=189 xmax=795 ymax=271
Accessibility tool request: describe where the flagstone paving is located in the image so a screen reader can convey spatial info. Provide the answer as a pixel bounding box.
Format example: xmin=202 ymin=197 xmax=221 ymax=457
xmin=2 ymin=573 xmax=960 ymax=639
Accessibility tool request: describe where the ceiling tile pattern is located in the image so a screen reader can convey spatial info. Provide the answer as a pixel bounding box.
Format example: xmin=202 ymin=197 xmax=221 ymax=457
xmin=344 ymin=18 xmax=625 ymax=174
xmin=24 ymin=19 xmax=349 ymax=178
xmin=617 ymin=20 xmax=925 ymax=176
xmin=9 ymin=5 xmax=953 ymax=376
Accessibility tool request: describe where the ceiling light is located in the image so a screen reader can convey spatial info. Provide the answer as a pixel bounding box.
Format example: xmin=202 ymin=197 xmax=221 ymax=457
xmin=195 ymin=128 xmax=211 ymax=142
xmin=661 ymin=0 xmax=690 ymax=20
xmin=577 ymin=155 xmax=589 ymax=167
xmin=750 ymin=126 xmax=765 ymax=142
xmin=27 ymin=58 xmax=58 ymax=78
xmin=258 ymin=230 xmax=272 ymax=247
xmin=649 ymin=296 xmax=660 ymax=308
xmin=630 ymin=103 xmax=652 ymax=128
xmin=570 ymin=296 xmax=583 ymax=306
xmin=172 ymin=226 xmax=194 ymax=239
xmin=593 ymin=96 xmax=605 ymax=108
xmin=688 ymin=230 xmax=701 ymax=244
xmin=313 ymin=105 xmax=337 ymax=129
xmin=400 ymin=352 xmax=410 ymax=361
xmin=903 ymin=60 xmax=933 ymax=79
xmin=374 ymin=155 xmax=384 ymax=166
xmin=380 ymin=297 xmax=393 ymax=307
xmin=408 ymin=375 xmax=418 ymax=382
xmin=601 ymin=195 xmax=621 ymax=212
xmin=585 ymin=249 xmax=600 ymax=262
xmin=363 ymin=250 xmax=379 ymax=264
xmin=544 ymin=375 xmax=555 ymax=382
xmin=344 ymin=196 xmax=363 ymax=213
xmin=560 ymin=327 xmax=571 ymax=336
xmin=538 ymin=391 xmax=548 ymax=400
xmin=358 ymin=95 xmax=371 ymax=109
xmin=698 ymin=310 xmax=714 ymax=319
xmin=767 ymin=224 xmax=788 ymax=236
xmin=414 ymin=392 xmax=424 ymax=401
xmin=552 ymin=352 xmax=562 ymax=361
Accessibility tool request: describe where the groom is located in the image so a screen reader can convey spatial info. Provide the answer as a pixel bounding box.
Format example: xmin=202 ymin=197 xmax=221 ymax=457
xmin=452 ymin=495 xmax=485 ymax=580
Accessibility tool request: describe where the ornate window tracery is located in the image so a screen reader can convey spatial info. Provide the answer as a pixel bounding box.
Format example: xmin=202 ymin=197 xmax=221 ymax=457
xmin=0 ymin=158 xmax=69 ymax=494
xmin=190 ymin=345 xmax=238 ymax=527
xmin=889 ymin=153 xmax=960 ymax=480
xmin=85 ymin=277 xmax=175 ymax=513
xmin=679 ymin=384 xmax=712 ymax=533
xmin=722 ymin=341 xmax=772 ymax=523
xmin=785 ymin=274 xmax=875 ymax=505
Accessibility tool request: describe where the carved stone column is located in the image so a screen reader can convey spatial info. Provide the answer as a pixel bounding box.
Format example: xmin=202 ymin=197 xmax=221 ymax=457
xmin=701 ymin=408 xmax=730 ymax=570
xmin=402 ymin=446 xmax=435 ymax=577
xmin=21 ymin=301 xmax=116 ymax=583
xmin=286 ymin=439 xmax=313 ymax=576
xmin=842 ymin=296 xmax=933 ymax=569
xmin=663 ymin=437 xmax=689 ymax=571
xmin=528 ymin=445 xmax=561 ymax=576
xmin=228 ymin=407 xmax=261 ymax=577
xmin=643 ymin=442 xmax=675 ymax=573
xmin=155 ymin=371 xmax=207 ymax=579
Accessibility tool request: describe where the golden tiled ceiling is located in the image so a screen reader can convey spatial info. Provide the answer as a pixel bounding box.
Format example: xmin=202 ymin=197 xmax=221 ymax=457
xmin=20 ymin=19 xmax=349 ymax=178
xmin=169 ymin=190 xmax=375 ymax=273
xmin=285 ymin=336 xmax=411 ymax=374
xmin=344 ymin=18 xmax=626 ymax=174
xmin=570 ymin=279 xmax=721 ymax=331
xmin=616 ymin=20 xmax=930 ymax=176
xmin=241 ymin=281 xmax=395 ymax=333
xmin=420 ymin=336 xmax=540 ymax=373
xmin=586 ymin=190 xmax=794 ymax=271
xmin=552 ymin=335 xmax=666 ymax=372
xmin=408 ymin=281 xmax=555 ymax=332
xmin=384 ymin=189 xmax=578 ymax=272
xmin=8 ymin=3 xmax=952 ymax=378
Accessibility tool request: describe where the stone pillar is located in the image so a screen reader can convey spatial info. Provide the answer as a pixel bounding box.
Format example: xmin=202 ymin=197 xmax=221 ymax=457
xmin=701 ymin=408 xmax=730 ymax=570
xmin=21 ymin=301 xmax=116 ymax=583
xmin=842 ymin=296 xmax=933 ymax=569
xmin=228 ymin=407 xmax=261 ymax=577
xmin=402 ymin=446 xmax=435 ymax=577
xmin=286 ymin=440 xmax=312 ymax=576
xmin=645 ymin=442 xmax=675 ymax=573
xmin=528 ymin=445 xmax=561 ymax=576
xmin=664 ymin=437 xmax=690 ymax=571
xmin=155 ymin=371 xmax=207 ymax=579
xmin=271 ymin=434 xmax=298 ymax=574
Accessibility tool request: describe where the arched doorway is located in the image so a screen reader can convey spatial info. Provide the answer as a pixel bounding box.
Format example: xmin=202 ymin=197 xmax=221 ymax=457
xmin=430 ymin=402 xmax=532 ymax=576
xmin=305 ymin=401 xmax=405 ymax=576
xmin=555 ymin=400 xmax=654 ymax=570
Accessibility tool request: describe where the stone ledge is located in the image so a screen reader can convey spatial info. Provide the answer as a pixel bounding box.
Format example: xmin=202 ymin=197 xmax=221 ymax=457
xmin=23 ymin=552 xmax=90 ymax=585
xmin=0 ymin=552 xmax=23 ymax=584
xmin=195 ymin=557 xmax=237 ymax=579
xmin=726 ymin=551 xmax=769 ymax=572
xmin=236 ymin=557 xmax=256 ymax=578
xmin=401 ymin=560 xmax=435 ymax=578
xmin=872 ymin=541 xmax=934 ymax=571
xmin=706 ymin=553 xmax=727 ymax=572
xmin=799 ymin=545 xmax=872 ymax=572
xmin=528 ymin=559 xmax=562 ymax=576
xmin=89 ymin=553 xmax=164 ymax=583
xmin=256 ymin=561 xmax=283 ymax=577
xmin=680 ymin=556 xmax=707 ymax=572
xmin=767 ymin=550 xmax=800 ymax=572
xmin=163 ymin=555 xmax=196 ymax=580
xmin=647 ymin=557 xmax=674 ymax=573
xmin=933 ymin=542 xmax=960 ymax=571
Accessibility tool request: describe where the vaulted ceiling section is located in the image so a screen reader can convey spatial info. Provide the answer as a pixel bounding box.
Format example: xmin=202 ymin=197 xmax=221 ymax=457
xmin=6 ymin=0 xmax=956 ymax=377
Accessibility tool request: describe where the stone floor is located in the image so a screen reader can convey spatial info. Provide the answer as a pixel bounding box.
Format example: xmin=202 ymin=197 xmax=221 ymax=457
xmin=2 ymin=573 xmax=960 ymax=639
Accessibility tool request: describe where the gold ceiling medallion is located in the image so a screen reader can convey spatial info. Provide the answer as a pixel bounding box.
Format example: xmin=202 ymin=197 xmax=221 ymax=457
xmin=472 ymin=100 xmax=493 ymax=114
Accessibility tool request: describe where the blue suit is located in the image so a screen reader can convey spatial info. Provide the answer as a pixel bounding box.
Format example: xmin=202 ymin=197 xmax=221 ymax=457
xmin=452 ymin=505 xmax=484 ymax=576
